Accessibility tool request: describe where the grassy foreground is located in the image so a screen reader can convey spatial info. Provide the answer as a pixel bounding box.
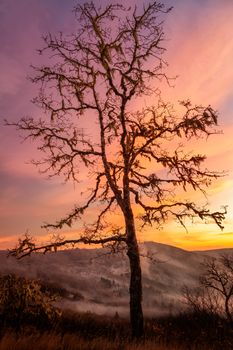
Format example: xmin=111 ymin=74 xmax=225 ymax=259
xmin=0 ymin=310 xmax=232 ymax=350
xmin=0 ymin=332 xmax=213 ymax=350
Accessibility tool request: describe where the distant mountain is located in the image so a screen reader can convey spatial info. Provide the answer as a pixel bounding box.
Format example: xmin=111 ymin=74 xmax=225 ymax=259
xmin=194 ymin=247 xmax=233 ymax=256
xmin=0 ymin=242 xmax=232 ymax=317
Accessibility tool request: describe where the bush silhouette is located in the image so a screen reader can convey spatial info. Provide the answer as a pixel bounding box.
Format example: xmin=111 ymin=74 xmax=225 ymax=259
xmin=0 ymin=273 xmax=61 ymax=331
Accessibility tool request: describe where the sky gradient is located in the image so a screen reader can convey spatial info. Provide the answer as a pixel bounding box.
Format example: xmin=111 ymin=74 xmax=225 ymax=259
xmin=1 ymin=0 xmax=233 ymax=250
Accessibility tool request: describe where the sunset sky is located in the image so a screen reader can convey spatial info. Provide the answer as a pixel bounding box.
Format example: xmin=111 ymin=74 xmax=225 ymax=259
xmin=1 ymin=0 xmax=233 ymax=250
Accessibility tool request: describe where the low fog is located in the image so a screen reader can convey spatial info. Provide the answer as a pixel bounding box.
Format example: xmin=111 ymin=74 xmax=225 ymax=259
xmin=0 ymin=242 xmax=230 ymax=317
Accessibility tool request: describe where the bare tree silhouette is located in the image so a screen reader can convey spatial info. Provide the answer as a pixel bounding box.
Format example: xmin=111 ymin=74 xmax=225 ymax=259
xmin=7 ymin=2 xmax=226 ymax=338
xmin=201 ymin=255 xmax=233 ymax=324
xmin=184 ymin=255 xmax=233 ymax=326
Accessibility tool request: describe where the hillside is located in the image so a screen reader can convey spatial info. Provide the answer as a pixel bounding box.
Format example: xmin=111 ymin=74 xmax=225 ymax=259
xmin=0 ymin=242 xmax=232 ymax=317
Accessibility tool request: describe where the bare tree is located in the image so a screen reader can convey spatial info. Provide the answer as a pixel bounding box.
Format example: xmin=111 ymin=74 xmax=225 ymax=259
xmin=201 ymin=255 xmax=233 ymax=324
xmin=7 ymin=2 xmax=226 ymax=338
xmin=183 ymin=284 xmax=223 ymax=316
xmin=183 ymin=255 xmax=233 ymax=326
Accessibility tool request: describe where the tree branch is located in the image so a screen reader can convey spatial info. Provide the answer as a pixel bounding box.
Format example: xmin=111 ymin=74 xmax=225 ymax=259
xmin=9 ymin=232 xmax=126 ymax=259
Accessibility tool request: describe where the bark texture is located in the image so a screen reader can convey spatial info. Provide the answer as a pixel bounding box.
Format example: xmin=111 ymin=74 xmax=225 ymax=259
xmin=127 ymin=231 xmax=144 ymax=338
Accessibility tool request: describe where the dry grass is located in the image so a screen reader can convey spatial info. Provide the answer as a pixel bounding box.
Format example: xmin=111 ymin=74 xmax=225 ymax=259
xmin=0 ymin=332 xmax=214 ymax=350
xmin=0 ymin=310 xmax=232 ymax=350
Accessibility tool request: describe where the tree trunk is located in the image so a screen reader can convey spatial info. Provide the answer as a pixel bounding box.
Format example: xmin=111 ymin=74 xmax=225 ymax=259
xmin=125 ymin=211 xmax=144 ymax=339
xmin=225 ymin=296 xmax=233 ymax=326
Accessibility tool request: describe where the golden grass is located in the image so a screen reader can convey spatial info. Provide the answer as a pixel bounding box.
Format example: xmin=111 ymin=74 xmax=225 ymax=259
xmin=1 ymin=308 xmax=231 ymax=349
xmin=0 ymin=332 xmax=214 ymax=350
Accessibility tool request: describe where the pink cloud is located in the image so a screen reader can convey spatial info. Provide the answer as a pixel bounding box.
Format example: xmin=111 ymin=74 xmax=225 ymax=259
xmin=1 ymin=1 xmax=233 ymax=250
xmin=163 ymin=1 xmax=233 ymax=108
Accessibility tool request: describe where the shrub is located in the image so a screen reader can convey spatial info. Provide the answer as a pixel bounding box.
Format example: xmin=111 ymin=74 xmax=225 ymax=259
xmin=0 ymin=274 xmax=61 ymax=331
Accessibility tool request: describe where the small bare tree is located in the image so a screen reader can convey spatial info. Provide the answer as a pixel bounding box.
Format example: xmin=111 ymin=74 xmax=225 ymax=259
xmin=183 ymin=284 xmax=222 ymax=316
xmin=201 ymin=255 xmax=233 ymax=324
xmin=7 ymin=2 xmax=226 ymax=338
xmin=184 ymin=255 xmax=233 ymax=326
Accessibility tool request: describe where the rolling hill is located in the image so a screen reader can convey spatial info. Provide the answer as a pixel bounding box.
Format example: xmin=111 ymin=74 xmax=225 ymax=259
xmin=0 ymin=242 xmax=232 ymax=317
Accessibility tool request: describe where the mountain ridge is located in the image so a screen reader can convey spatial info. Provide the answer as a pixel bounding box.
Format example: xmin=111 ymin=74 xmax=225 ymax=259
xmin=1 ymin=241 xmax=232 ymax=317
